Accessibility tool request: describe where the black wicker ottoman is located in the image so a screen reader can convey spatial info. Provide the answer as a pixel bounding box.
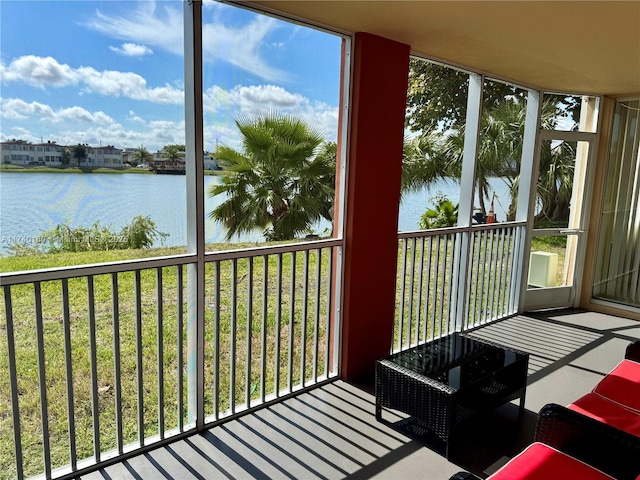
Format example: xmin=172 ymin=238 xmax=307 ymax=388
xmin=375 ymin=333 xmax=529 ymax=458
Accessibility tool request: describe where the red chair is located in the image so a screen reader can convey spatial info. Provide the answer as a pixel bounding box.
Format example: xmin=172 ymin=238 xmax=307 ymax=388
xmin=567 ymin=341 xmax=640 ymax=438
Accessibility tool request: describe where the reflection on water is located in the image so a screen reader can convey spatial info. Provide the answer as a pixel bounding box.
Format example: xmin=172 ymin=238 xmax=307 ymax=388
xmin=0 ymin=172 xmax=512 ymax=254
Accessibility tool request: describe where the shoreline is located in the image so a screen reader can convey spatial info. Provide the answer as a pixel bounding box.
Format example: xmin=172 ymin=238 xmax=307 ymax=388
xmin=0 ymin=165 xmax=223 ymax=175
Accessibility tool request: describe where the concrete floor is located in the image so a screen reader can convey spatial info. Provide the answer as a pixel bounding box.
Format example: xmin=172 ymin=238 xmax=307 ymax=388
xmin=81 ymin=309 xmax=640 ymax=480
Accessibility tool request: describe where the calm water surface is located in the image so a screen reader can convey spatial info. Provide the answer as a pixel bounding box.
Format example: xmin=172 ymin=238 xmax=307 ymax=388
xmin=0 ymin=172 xmax=511 ymax=254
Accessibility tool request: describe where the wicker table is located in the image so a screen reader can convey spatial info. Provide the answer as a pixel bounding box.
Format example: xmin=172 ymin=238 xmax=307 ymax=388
xmin=375 ymin=333 xmax=529 ymax=458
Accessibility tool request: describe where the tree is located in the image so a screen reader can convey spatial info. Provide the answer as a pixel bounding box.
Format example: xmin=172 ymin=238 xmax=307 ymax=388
xmin=72 ymin=144 xmax=87 ymax=166
xmin=403 ymin=63 xmax=578 ymax=223
xmin=209 ymin=113 xmax=335 ymax=241
xmin=61 ymin=148 xmax=71 ymax=167
xmin=406 ymin=58 xmax=521 ymax=132
xmin=401 ymin=128 xmax=458 ymax=195
xmin=131 ymin=146 xmax=152 ymax=167
xmin=162 ymin=144 xmax=183 ymax=161
xmin=419 ymin=194 xmax=459 ymax=229
xmin=536 ymin=139 xmax=576 ymax=222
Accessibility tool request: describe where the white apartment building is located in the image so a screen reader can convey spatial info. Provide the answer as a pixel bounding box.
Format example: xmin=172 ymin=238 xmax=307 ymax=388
xmin=1 ymin=140 xmax=36 ymax=165
xmin=1 ymin=140 xmax=217 ymax=169
xmin=0 ymin=140 xmax=123 ymax=167
xmin=84 ymin=145 xmax=123 ymax=167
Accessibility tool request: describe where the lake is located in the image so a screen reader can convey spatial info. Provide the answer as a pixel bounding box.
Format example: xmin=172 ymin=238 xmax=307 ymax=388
xmin=0 ymin=172 xmax=512 ymax=254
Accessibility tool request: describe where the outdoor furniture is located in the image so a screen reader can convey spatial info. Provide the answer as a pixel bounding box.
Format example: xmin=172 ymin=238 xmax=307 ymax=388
xmin=450 ymin=340 xmax=640 ymax=480
xmin=375 ymin=333 xmax=529 ymax=458
xmin=449 ymin=443 xmax=616 ymax=480
xmin=450 ymin=403 xmax=640 ymax=480
xmin=568 ymin=339 xmax=640 ymax=438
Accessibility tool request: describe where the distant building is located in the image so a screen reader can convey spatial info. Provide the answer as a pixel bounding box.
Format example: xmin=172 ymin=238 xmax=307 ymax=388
xmin=0 ymin=140 xmax=123 ymax=167
xmin=204 ymin=152 xmax=221 ymax=170
xmin=1 ymin=139 xmax=217 ymax=170
xmin=34 ymin=141 xmax=66 ymax=165
xmin=1 ymin=139 xmax=36 ymax=165
xmin=150 ymin=149 xmax=220 ymax=173
xmin=86 ymin=145 xmax=123 ymax=167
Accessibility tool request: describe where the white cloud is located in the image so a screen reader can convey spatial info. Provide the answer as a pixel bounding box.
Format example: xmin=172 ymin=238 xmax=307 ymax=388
xmin=109 ymin=43 xmax=154 ymax=57
xmin=0 ymin=98 xmax=117 ymax=126
xmin=127 ymin=110 xmax=145 ymax=123
xmin=203 ymin=84 xmax=339 ymax=148
xmin=1 ymin=56 xmax=183 ymax=105
xmin=85 ymin=1 xmax=288 ymax=82
xmin=1 ymin=98 xmax=55 ymax=120
xmin=1 ymin=82 xmax=337 ymax=152
xmin=202 ymin=15 xmax=289 ymax=83
xmin=229 ymin=85 xmax=305 ymax=112
xmin=0 ymin=55 xmax=77 ymax=88
xmin=87 ymin=2 xmax=184 ymax=56
xmin=0 ymin=101 xmax=186 ymax=151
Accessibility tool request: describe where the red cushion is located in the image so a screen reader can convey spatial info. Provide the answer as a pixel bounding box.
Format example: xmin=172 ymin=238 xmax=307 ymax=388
xmin=488 ymin=442 xmax=614 ymax=480
xmin=569 ymin=393 xmax=640 ymax=437
xmin=593 ymin=360 xmax=640 ymax=412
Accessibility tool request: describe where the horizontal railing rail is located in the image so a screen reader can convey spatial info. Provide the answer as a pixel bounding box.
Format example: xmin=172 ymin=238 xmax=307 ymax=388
xmin=0 ymin=239 xmax=340 ymax=480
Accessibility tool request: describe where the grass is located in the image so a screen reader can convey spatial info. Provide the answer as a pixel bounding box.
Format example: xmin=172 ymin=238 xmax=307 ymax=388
xmin=0 ymin=242 xmax=333 ymax=479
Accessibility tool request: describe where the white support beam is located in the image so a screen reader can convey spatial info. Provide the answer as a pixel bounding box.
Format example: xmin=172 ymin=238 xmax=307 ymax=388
xmin=516 ymin=89 xmax=542 ymax=312
xmin=453 ymin=73 xmax=483 ymax=331
xmin=184 ymin=0 xmax=205 ymax=430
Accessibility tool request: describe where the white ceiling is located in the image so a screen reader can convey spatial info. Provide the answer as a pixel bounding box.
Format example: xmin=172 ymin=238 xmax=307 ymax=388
xmin=246 ymin=1 xmax=640 ymax=97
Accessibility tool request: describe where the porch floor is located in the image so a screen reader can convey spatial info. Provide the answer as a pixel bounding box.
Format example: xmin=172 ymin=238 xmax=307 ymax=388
xmin=81 ymin=309 xmax=640 ymax=480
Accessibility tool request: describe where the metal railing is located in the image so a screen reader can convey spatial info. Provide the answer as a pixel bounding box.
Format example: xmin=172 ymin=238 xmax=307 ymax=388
xmin=202 ymin=242 xmax=339 ymax=421
xmin=0 ymin=240 xmax=340 ymax=480
xmin=393 ymin=223 xmax=525 ymax=352
xmin=466 ymin=223 xmax=524 ymax=328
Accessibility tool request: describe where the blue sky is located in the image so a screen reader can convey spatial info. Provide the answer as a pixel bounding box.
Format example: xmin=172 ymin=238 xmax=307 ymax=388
xmin=0 ymin=0 xmax=343 ymax=152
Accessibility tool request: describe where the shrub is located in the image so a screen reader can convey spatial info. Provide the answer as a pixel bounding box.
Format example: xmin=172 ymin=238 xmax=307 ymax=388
xmin=6 ymin=216 xmax=168 ymax=256
xmin=419 ymin=193 xmax=459 ymax=229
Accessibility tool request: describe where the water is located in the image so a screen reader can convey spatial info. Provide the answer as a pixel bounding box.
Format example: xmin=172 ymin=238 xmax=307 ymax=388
xmin=0 ymin=172 xmax=512 ymax=254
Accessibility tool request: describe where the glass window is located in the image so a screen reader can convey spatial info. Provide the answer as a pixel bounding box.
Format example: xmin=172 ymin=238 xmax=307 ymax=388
xmin=542 ymin=93 xmax=599 ymax=133
xmin=201 ymin=2 xmax=342 ymax=246
xmin=0 ymin=0 xmax=186 ymax=268
xmin=474 ymin=79 xmax=528 ymax=224
xmin=401 ymin=58 xmax=467 ymax=231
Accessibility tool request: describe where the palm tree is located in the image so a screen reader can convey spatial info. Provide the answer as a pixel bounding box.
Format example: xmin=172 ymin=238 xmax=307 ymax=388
xmin=131 ymin=146 xmax=152 ymax=167
xmin=209 ymin=113 xmax=335 ymax=241
xmin=403 ymin=97 xmax=575 ymax=223
xmin=537 ymin=139 xmax=576 ymax=222
xmin=162 ymin=144 xmax=182 ymax=161
xmin=419 ymin=193 xmax=459 ymax=229
xmin=401 ymin=128 xmax=458 ymax=195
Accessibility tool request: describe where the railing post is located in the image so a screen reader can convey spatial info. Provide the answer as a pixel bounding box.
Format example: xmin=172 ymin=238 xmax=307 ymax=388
xmin=3 ymin=286 xmax=24 ymax=480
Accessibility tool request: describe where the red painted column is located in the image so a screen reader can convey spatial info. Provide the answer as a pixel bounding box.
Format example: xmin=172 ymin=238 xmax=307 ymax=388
xmin=340 ymin=33 xmax=410 ymax=381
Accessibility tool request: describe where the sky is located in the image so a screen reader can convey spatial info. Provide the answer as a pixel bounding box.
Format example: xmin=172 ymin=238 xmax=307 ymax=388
xmin=0 ymin=0 xmax=343 ymax=153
